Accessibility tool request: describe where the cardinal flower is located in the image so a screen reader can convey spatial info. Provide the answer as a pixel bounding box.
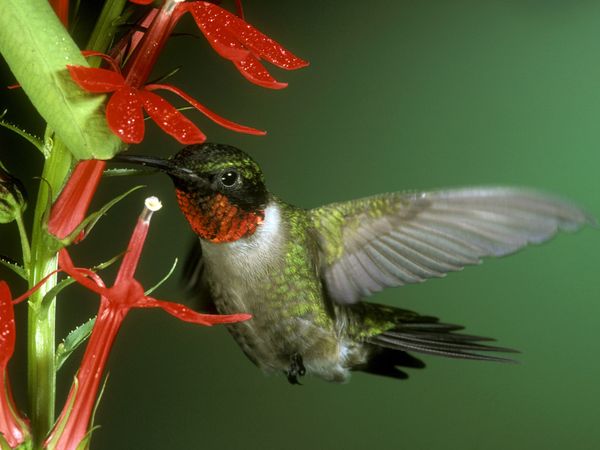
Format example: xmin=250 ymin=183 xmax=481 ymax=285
xmin=0 ymin=282 xmax=30 ymax=449
xmin=47 ymin=160 xmax=106 ymax=241
xmin=66 ymin=0 xmax=307 ymax=144
xmin=44 ymin=197 xmax=251 ymax=450
xmin=67 ymin=0 xmax=266 ymax=144
xmin=183 ymin=1 xmax=309 ymax=89
xmin=67 ymin=52 xmax=264 ymax=144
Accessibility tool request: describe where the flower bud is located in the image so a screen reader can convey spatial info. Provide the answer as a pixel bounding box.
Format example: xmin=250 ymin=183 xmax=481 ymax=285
xmin=0 ymin=162 xmax=26 ymax=224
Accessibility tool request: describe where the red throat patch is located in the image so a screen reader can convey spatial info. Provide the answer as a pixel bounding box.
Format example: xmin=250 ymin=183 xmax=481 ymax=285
xmin=176 ymin=189 xmax=264 ymax=243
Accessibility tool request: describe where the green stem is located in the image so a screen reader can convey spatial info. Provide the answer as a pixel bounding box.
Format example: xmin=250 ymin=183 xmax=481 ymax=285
xmin=15 ymin=212 xmax=31 ymax=271
xmin=86 ymin=0 xmax=129 ymax=60
xmin=14 ymin=1 xmax=128 ymax=446
xmin=24 ymin=0 xmax=129 ymax=442
xmin=27 ymin=140 xmax=71 ymax=446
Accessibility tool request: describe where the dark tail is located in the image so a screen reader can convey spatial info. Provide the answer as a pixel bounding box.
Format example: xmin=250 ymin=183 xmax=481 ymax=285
xmin=351 ymin=303 xmax=518 ymax=380
xmin=357 ymin=348 xmax=426 ymax=380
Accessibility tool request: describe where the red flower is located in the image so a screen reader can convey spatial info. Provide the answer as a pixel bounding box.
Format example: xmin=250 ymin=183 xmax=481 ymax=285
xmin=49 ymin=0 xmax=69 ymax=27
xmin=48 ymin=160 xmax=105 ymax=241
xmin=0 ymin=282 xmax=30 ymax=448
xmin=184 ymin=2 xmax=309 ymax=89
xmin=44 ymin=197 xmax=251 ymax=450
xmin=67 ymin=53 xmax=264 ymax=144
xmin=67 ymin=0 xmax=307 ymax=144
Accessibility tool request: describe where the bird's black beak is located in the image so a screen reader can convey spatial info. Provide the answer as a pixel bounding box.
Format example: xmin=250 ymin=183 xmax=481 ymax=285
xmin=111 ymin=154 xmax=204 ymax=186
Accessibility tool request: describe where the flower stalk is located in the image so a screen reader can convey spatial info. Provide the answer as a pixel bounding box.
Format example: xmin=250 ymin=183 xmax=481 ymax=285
xmin=6 ymin=0 xmax=127 ymax=442
xmin=27 ymin=142 xmax=72 ymax=446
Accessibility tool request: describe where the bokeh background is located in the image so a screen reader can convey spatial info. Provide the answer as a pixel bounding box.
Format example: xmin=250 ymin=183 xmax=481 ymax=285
xmin=1 ymin=1 xmax=600 ymax=449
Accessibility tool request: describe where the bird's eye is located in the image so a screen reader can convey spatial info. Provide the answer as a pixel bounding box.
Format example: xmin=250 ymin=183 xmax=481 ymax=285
xmin=220 ymin=170 xmax=239 ymax=187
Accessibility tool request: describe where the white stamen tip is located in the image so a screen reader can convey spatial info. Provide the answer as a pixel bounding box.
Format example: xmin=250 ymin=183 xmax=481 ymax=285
xmin=145 ymin=196 xmax=163 ymax=212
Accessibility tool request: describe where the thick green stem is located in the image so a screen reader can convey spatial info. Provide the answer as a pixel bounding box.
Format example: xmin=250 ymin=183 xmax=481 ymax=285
xmin=15 ymin=213 xmax=31 ymax=271
xmin=27 ymin=141 xmax=71 ymax=446
xmin=21 ymin=0 xmax=128 ymax=444
xmin=2 ymin=0 xmax=128 ymax=446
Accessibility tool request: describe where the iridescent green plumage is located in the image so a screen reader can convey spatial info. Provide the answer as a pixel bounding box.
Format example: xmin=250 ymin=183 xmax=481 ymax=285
xmin=114 ymin=143 xmax=593 ymax=383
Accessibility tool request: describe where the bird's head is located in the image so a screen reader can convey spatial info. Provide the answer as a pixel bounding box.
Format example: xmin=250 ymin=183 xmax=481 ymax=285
xmin=114 ymin=143 xmax=269 ymax=243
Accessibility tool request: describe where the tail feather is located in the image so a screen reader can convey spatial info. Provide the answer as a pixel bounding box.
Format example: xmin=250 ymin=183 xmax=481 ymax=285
xmin=382 ymin=330 xmax=517 ymax=354
xmin=350 ymin=302 xmax=519 ymax=379
xmin=357 ymin=348 xmax=425 ymax=380
xmin=393 ymin=329 xmax=497 ymax=342
xmin=369 ymin=333 xmax=517 ymax=363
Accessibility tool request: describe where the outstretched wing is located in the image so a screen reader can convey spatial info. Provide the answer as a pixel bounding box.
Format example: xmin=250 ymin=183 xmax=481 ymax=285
xmin=311 ymin=187 xmax=593 ymax=304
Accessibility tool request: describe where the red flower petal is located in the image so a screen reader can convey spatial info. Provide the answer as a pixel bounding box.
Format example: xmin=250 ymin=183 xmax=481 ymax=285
xmin=44 ymin=305 xmax=122 ymax=450
xmin=49 ymin=198 xmax=250 ymax=450
xmin=58 ymin=249 xmax=107 ymax=297
xmin=123 ymin=2 xmax=186 ymax=88
xmin=48 ymin=160 xmax=106 ymax=240
xmin=106 ymin=87 xmax=145 ymax=144
xmin=138 ymin=90 xmax=206 ymax=144
xmin=129 ymin=0 xmax=154 ymax=4
xmin=233 ymin=54 xmax=287 ymax=90
xmin=12 ymin=269 xmax=62 ymax=305
xmin=113 ymin=210 xmax=152 ymax=284
xmin=183 ymin=3 xmax=250 ymax=61
xmin=0 ymin=282 xmax=15 ymax=367
xmin=145 ymin=83 xmax=266 ymax=135
xmin=186 ymin=2 xmax=309 ymax=88
xmin=219 ymin=11 xmax=309 ymax=70
xmin=67 ymin=66 xmax=125 ymax=93
xmin=136 ymin=297 xmax=252 ymax=326
xmin=0 ymin=282 xmax=29 ymax=448
xmin=80 ymin=51 xmax=122 ymax=73
xmin=115 ymin=9 xmax=160 ymax=66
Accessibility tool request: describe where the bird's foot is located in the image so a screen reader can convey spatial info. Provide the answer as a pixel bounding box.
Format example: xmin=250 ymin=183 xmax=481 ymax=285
xmin=285 ymin=353 xmax=306 ymax=385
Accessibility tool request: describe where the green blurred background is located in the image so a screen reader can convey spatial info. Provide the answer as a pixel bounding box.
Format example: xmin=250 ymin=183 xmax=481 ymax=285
xmin=1 ymin=1 xmax=600 ymax=449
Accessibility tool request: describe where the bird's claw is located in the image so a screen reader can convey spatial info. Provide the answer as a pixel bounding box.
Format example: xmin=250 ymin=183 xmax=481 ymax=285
xmin=286 ymin=353 xmax=306 ymax=385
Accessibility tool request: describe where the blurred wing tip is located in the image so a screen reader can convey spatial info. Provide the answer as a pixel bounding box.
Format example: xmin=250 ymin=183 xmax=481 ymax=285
xmin=582 ymin=212 xmax=599 ymax=228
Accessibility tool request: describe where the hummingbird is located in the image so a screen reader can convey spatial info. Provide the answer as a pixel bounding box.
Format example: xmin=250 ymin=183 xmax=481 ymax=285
xmin=114 ymin=143 xmax=592 ymax=384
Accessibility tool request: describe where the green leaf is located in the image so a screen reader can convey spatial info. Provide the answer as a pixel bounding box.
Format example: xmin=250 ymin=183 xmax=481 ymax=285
xmin=86 ymin=374 xmax=109 ymax=444
xmin=148 ymin=66 xmax=182 ymax=85
xmin=0 ymin=434 xmax=11 ymax=450
xmin=0 ymin=0 xmax=123 ymax=160
xmin=0 ymin=111 xmax=45 ymax=156
xmin=145 ymin=258 xmax=178 ymax=296
xmin=53 ymin=250 xmax=123 ymax=371
xmin=17 ymin=440 xmax=33 ymax=450
xmin=82 ymin=185 xmax=145 ymax=238
xmin=56 ymin=185 xmax=144 ymax=248
xmin=0 ymin=434 xmax=31 ymax=450
xmin=0 ymin=255 xmax=27 ymax=280
xmin=45 ymin=378 xmax=78 ymax=450
xmin=41 ymin=277 xmax=76 ymax=308
xmin=56 ymin=316 xmax=96 ymax=372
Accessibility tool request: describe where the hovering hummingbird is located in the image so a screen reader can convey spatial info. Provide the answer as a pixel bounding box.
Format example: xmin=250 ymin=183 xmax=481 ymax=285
xmin=114 ymin=143 xmax=592 ymax=384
